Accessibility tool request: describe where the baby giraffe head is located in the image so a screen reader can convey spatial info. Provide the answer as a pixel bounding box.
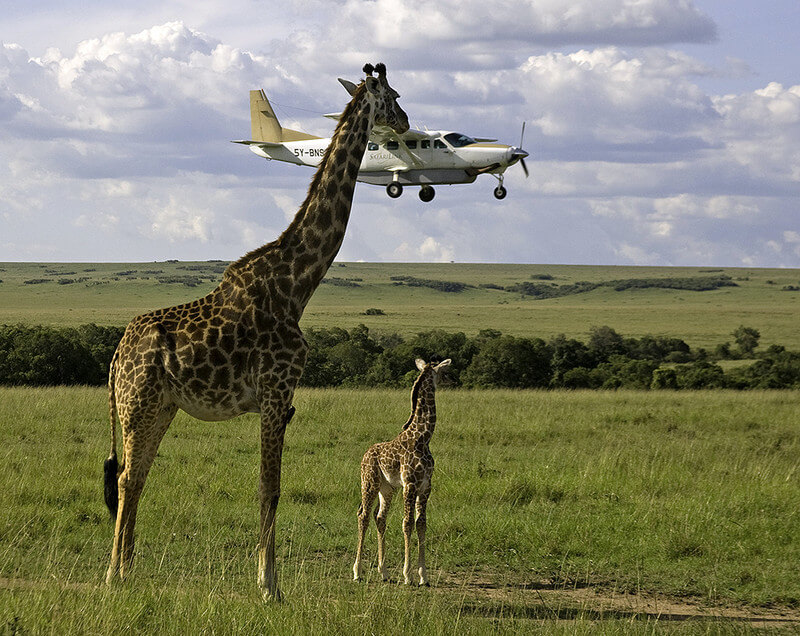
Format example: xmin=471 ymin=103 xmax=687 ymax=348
xmin=416 ymin=356 xmax=452 ymax=388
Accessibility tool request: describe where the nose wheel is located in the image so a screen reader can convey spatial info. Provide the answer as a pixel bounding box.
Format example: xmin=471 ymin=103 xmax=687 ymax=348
xmin=419 ymin=186 xmax=435 ymax=202
xmin=492 ymin=174 xmax=507 ymax=199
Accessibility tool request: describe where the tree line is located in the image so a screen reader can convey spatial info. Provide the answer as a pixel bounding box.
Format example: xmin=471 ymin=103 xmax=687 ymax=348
xmin=1 ymin=323 xmax=798 ymax=390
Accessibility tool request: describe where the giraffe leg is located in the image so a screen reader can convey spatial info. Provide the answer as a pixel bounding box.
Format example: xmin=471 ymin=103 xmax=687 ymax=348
xmin=375 ymin=483 xmax=394 ymax=581
xmin=106 ymin=405 xmax=176 ymax=584
xmin=257 ymin=393 xmax=293 ymax=602
xmin=415 ymin=487 xmax=431 ymax=586
xmin=353 ymin=457 xmax=379 ymax=581
xmin=401 ymin=483 xmax=417 ymax=585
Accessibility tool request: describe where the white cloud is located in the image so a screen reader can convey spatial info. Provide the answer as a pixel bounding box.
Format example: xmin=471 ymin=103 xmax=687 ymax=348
xmin=333 ymin=0 xmax=716 ymax=54
xmin=0 ymin=4 xmax=798 ymax=268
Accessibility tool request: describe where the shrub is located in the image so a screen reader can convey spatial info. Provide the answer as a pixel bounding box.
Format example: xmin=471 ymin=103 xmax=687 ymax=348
xmin=651 ymin=368 xmax=679 ymax=390
xmin=462 ymin=335 xmax=551 ymax=388
xmin=733 ymin=325 xmax=760 ymax=357
xmin=389 ymin=276 xmax=469 ymax=293
xmin=675 ymin=361 xmax=727 ymax=389
xmin=0 ymin=325 xmax=101 ymax=385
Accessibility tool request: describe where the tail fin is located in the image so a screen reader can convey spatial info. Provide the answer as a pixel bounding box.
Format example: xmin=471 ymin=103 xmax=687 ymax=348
xmin=104 ymin=352 xmax=120 ymax=520
xmin=249 ymin=89 xmax=321 ymax=143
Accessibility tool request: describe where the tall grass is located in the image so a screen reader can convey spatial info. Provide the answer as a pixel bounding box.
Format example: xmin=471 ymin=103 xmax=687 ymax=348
xmin=1 ymin=387 xmax=798 ymax=633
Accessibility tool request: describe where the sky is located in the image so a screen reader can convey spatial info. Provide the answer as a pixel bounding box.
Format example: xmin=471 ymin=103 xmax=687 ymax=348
xmin=2 ymin=0 xmax=799 ymax=267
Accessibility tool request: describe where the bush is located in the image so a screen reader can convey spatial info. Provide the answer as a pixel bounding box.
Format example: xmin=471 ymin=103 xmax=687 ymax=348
xmin=2 ymin=322 xmax=799 ymax=391
xmin=737 ymin=346 xmax=800 ymax=389
xmin=389 ymin=276 xmax=469 ymax=293
xmin=675 ymin=361 xmax=727 ymax=389
xmin=0 ymin=325 xmax=101 ymax=385
xmin=733 ymin=325 xmax=760 ymax=357
xmin=462 ymin=335 xmax=551 ymax=388
xmin=651 ymin=368 xmax=678 ymax=390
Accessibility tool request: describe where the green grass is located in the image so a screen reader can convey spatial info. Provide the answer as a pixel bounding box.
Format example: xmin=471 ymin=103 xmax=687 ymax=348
xmin=1 ymin=261 xmax=799 ymax=350
xmin=1 ymin=387 xmax=798 ymax=632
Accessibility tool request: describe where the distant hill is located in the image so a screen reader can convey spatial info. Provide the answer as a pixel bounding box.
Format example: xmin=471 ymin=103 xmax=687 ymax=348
xmin=0 ymin=261 xmax=798 ymax=349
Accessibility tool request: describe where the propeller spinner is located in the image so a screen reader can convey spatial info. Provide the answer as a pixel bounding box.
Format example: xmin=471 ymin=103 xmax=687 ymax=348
xmin=514 ymin=121 xmax=529 ymax=177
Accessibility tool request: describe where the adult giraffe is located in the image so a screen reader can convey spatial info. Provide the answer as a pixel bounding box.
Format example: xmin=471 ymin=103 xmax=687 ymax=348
xmin=103 ymin=63 xmax=408 ymax=601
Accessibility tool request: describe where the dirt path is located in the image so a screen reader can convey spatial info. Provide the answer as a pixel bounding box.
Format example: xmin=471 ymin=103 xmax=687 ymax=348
xmin=433 ymin=571 xmax=800 ymax=629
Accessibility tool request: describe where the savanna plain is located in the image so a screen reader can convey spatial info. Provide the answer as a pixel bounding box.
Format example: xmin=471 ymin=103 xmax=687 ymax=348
xmin=1 ymin=262 xmax=799 ymax=633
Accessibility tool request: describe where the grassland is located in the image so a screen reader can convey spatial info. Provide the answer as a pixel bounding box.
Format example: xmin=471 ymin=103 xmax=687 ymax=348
xmin=1 ymin=261 xmax=799 ymax=350
xmin=1 ymin=386 xmax=798 ymax=633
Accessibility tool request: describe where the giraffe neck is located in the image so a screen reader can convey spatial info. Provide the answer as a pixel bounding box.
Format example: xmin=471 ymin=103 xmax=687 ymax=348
xmin=406 ymin=374 xmax=437 ymax=442
xmin=226 ymin=84 xmax=374 ymax=320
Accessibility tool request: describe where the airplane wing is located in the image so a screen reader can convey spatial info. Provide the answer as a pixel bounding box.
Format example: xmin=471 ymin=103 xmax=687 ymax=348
xmin=370 ymin=124 xmax=429 ymax=142
xmin=396 ymin=138 xmax=423 ymax=168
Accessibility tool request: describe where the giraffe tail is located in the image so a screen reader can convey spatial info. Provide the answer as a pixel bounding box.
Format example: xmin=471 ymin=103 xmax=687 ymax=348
xmin=103 ymin=351 xmax=120 ymax=520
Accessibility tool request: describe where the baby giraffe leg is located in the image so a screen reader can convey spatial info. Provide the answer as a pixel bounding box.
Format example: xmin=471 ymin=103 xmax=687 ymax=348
xmin=415 ymin=488 xmax=431 ymax=586
xmin=402 ymin=483 xmax=417 ymax=585
xmin=375 ymin=484 xmax=394 ymax=581
xmin=353 ymin=468 xmax=378 ymax=581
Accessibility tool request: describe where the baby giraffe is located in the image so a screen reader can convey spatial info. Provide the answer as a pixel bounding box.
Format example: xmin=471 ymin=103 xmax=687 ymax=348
xmin=353 ymin=356 xmax=451 ymax=585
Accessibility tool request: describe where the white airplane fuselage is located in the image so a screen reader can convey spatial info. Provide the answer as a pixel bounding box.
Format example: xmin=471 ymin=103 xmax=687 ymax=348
xmin=249 ymin=134 xmax=522 ymax=184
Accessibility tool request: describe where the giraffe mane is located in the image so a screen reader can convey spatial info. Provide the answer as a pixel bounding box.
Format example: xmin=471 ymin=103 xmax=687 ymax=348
xmin=227 ymin=81 xmax=369 ymax=271
xmin=402 ymin=365 xmax=426 ymax=431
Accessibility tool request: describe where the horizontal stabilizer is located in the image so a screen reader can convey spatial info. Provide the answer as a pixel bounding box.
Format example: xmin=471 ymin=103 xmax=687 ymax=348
xmin=231 ymin=139 xmax=283 ymax=147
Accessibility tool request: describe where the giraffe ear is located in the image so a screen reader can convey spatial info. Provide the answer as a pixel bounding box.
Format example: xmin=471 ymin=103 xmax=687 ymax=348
xmin=365 ymin=76 xmax=379 ymax=94
xmin=434 ymin=359 xmax=452 ymax=371
xmin=338 ymin=78 xmax=358 ymax=96
xmin=415 ymin=358 xmax=426 ymax=371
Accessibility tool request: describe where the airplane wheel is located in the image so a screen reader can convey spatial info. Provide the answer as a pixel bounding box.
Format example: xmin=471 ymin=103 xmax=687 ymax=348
xmin=419 ymin=186 xmax=435 ymax=203
xmin=387 ymin=182 xmax=403 ymax=198
xmin=493 ymin=186 xmax=507 ymax=200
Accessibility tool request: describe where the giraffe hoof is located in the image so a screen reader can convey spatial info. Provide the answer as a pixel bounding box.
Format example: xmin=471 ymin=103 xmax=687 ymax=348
xmin=261 ymin=587 xmax=283 ymax=603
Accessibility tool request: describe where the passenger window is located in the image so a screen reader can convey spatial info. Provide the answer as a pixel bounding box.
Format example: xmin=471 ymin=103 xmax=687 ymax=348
xmin=367 ymin=142 xmax=378 ymax=151
xmin=434 ymin=139 xmax=446 ymax=149
xmin=405 ymin=140 xmax=417 ymax=149
xmin=387 ymin=141 xmax=399 ymax=150
xmin=420 ymin=140 xmax=430 ymax=149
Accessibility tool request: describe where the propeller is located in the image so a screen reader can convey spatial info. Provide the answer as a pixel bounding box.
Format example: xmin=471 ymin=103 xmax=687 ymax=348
xmin=513 ymin=121 xmax=529 ymax=177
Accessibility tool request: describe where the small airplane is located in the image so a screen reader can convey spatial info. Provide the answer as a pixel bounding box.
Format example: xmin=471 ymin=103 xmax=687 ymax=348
xmin=233 ymin=81 xmax=529 ymax=202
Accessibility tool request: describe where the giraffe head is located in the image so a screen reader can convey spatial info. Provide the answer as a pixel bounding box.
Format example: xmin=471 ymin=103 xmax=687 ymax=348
xmin=415 ymin=356 xmax=452 ymax=388
xmin=342 ymin=63 xmax=409 ymax=134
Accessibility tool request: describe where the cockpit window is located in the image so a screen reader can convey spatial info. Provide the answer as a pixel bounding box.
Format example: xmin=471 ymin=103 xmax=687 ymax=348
xmin=368 ymin=142 xmax=378 ymax=151
xmin=444 ymin=132 xmax=477 ymax=147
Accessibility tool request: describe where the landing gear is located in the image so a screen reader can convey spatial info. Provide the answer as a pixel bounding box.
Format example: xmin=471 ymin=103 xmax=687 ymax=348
xmin=419 ymin=186 xmax=435 ymax=203
xmin=386 ymin=182 xmax=403 ymax=198
xmin=492 ymin=174 xmax=507 ymax=199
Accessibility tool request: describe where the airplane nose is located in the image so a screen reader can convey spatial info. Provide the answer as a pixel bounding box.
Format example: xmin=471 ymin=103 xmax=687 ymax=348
xmin=510 ymin=147 xmax=530 ymax=177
